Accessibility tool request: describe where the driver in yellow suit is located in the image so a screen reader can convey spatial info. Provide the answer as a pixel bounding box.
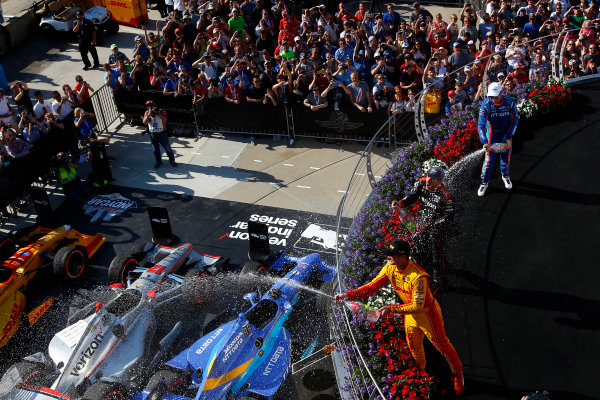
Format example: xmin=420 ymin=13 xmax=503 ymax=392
xmin=335 ymin=239 xmax=464 ymax=395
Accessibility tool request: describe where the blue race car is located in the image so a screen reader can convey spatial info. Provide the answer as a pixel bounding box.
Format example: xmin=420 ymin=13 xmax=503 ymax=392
xmin=133 ymin=249 xmax=336 ymax=400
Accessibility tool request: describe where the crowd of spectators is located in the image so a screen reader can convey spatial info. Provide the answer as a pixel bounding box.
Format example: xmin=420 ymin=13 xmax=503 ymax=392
xmin=99 ymin=0 xmax=600 ymax=128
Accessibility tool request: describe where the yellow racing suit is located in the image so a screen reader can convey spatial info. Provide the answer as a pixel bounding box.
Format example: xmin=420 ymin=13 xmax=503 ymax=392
xmin=346 ymin=259 xmax=462 ymax=375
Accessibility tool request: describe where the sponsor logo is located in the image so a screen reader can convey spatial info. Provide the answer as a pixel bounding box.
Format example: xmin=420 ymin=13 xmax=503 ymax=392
xmin=263 ymin=346 xmax=285 ymax=376
xmin=83 ymin=193 xmax=137 ymax=223
xmin=222 ymin=331 xmax=244 ymax=362
xmin=195 ymin=328 xmax=224 ymax=355
xmin=69 ymin=332 xmax=105 ymax=376
xmin=2 ymin=300 xmax=23 ymax=337
xmin=108 ymin=0 xmax=128 ymax=7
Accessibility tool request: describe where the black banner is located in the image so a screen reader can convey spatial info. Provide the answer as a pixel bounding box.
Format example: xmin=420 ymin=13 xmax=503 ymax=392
xmin=114 ymin=90 xmax=195 ymax=124
xmin=113 ymin=89 xmax=401 ymax=139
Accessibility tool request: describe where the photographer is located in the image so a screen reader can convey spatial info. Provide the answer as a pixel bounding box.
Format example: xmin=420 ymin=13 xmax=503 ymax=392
xmin=18 ymin=109 xmax=42 ymax=144
xmin=85 ymin=135 xmax=113 ymax=187
xmin=74 ymin=108 xmax=96 ymax=145
xmin=10 ymin=81 xmax=33 ymax=114
xmin=0 ymin=89 xmax=15 ymax=125
xmin=142 ymin=101 xmax=177 ymax=169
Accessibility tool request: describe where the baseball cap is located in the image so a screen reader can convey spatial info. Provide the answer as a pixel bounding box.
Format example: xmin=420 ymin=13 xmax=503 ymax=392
xmin=382 ymin=239 xmax=411 ymax=256
xmin=427 ymin=166 xmax=445 ymax=181
xmin=110 ymin=44 xmax=118 ymax=49
xmin=202 ymin=51 xmax=209 ymax=57
xmin=76 ymin=10 xmax=84 ymax=16
xmin=467 ymin=87 xmax=476 ymax=94
xmin=148 ymin=32 xmax=155 ymax=37
xmin=465 ymin=66 xmax=472 ymax=72
xmin=384 ymin=50 xmax=392 ymax=56
xmin=374 ymin=51 xmax=382 ymax=58
xmin=145 ymin=100 xmax=154 ymax=107
xmin=368 ymin=36 xmax=376 ymax=42
xmin=453 ymin=42 xmax=460 ymax=48
xmin=295 ymin=36 xmax=301 ymax=42
xmin=213 ymin=28 xmax=219 ymax=33
xmin=487 ymin=82 xmax=502 ymax=96
xmin=468 ymin=40 xmax=474 ymax=45
xmin=413 ymin=1 xmax=421 ymax=7
xmin=300 ymin=52 xmax=307 ymax=58
xmin=448 ymin=90 xmax=456 ymax=96
xmin=529 ymin=13 xmax=535 ymax=19
xmin=135 ymin=35 xmax=143 ymax=41
xmin=175 ymin=28 xmax=182 ymax=34
xmin=419 ymin=22 xmax=426 ymax=27
xmin=358 ymin=49 xmax=365 ymax=55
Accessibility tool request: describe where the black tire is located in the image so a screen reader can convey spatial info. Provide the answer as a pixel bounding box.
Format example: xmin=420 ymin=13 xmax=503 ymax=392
xmin=181 ymin=269 xmax=213 ymax=306
xmin=40 ymin=25 xmax=57 ymax=40
xmin=2 ymin=360 xmax=54 ymax=387
xmin=238 ymin=261 xmax=271 ymax=296
xmin=145 ymin=369 xmax=190 ymax=398
xmin=0 ymin=236 xmax=16 ymax=261
xmin=82 ymin=381 xmax=127 ymax=400
xmin=53 ymin=247 xmax=87 ymax=280
xmin=108 ymin=255 xmax=139 ymax=285
xmin=104 ymin=19 xmax=119 ymax=34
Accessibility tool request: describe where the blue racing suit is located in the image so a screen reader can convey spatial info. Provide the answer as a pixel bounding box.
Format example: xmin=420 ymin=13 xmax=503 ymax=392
xmin=478 ymin=95 xmax=518 ymax=182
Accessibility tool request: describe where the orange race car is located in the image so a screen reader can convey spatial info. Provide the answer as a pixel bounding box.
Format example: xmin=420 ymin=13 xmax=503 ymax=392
xmin=0 ymin=225 xmax=106 ymax=349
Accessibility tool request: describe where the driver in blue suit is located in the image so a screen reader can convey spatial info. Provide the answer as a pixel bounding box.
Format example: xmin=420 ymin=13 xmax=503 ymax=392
xmin=477 ymin=81 xmax=519 ymax=197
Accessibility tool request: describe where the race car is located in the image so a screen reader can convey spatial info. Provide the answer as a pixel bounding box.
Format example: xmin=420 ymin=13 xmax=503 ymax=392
xmin=0 ymin=225 xmax=106 ymax=349
xmin=134 ymin=250 xmax=336 ymax=400
xmin=0 ymin=241 xmax=228 ymax=400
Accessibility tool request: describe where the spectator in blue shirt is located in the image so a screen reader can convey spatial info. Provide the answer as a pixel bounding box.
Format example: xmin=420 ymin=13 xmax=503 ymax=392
xmin=103 ymin=63 xmax=121 ymax=95
xmin=108 ymin=44 xmax=130 ymax=67
xmin=163 ymin=70 xmax=179 ymax=95
xmin=353 ymin=49 xmax=371 ymax=83
xmin=335 ymin=40 xmax=354 ymax=62
xmin=132 ymin=35 xmax=150 ymax=61
xmin=383 ymin=3 xmax=403 ymax=35
xmin=523 ymin=14 xmax=541 ymax=39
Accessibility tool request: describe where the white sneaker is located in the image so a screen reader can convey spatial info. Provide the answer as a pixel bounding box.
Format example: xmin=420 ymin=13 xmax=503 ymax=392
xmin=477 ymin=182 xmax=488 ymax=197
xmin=502 ymin=175 xmax=513 ymax=189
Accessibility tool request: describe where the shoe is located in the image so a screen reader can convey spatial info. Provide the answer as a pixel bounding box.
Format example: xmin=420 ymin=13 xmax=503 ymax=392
xmin=502 ymin=175 xmax=513 ymax=189
xmin=92 ymin=63 xmax=100 ymax=68
xmin=153 ymin=162 xmax=162 ymax=169
xmin=477 ymin=182 xmax=488 ymax=197
xmin=170 ymin=161 xmax=178 ymax=167
xmin=453 ymin=373 xmax=465 ymax=395
xmin=83 ymin=65 xmax=90 ymax=71
xmin=288 ymin=138 xmax=295 ymax=147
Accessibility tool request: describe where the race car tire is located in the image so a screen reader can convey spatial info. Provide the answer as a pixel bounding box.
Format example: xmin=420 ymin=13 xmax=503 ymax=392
xmin=53 ymin=247 xmax=87 ymax=280
xmin=181 ymin=269 xmax=213 ymax=307
xmin=3 ymin=360 xmax=54 ymax=387
xmin=0 ymin=236 xmax=16 ymax=260
xmin=238 ymin=261 xmax=271 ymax=296
xmin=82 ymin=381 xmax=128 ymax=400
xmin=144 ymin=369 xmax=190 ymax=398
xmin=108 ymin=255 xmax=139 ymax=285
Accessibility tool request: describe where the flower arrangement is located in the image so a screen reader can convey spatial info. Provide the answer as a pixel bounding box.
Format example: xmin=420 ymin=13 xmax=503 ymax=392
xmin=337 ymin=79 xmax=573 ymax=399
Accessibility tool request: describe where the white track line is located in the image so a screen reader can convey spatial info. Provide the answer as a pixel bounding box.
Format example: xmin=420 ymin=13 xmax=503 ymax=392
xmin=283 ymin=163 xmax=294 ymax=166
xmin=309 ymin=166 xmax=320 ymax=170
xmin=297 ymin=185 xmax=311 ymax=189
xmin=253 ymin=160 xmax=262 ymax=162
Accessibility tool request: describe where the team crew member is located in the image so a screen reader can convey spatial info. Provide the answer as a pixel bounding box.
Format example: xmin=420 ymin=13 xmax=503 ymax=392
xmin=335 ymin=239 xmax=464 ymax=395
xmin=477 ymin=81 xmax=518 ymax=196
xmin=142 ymin=101 xmax=177 ymax=169
xmin=391 ymin=166 xmax=453 ymax=287
xmin=73 ymin=10 xmax=100 ymax=71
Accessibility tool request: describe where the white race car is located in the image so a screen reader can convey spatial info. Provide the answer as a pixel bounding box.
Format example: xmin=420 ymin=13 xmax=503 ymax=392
xmin=0 ymin=242 xmax=227 ymax=400
xmin=39 ymin=6 xmax=119 ymax=36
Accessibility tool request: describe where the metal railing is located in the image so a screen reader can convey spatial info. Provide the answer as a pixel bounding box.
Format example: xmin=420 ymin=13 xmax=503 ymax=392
xmin=331 ymin=26 xmax=600 ymax=399
xmin=90 ymin=84 xmax=122 ymax=134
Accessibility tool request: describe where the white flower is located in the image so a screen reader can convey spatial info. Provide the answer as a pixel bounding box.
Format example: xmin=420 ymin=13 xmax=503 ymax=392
xmin=517 ymin=98 xmax=538 ymax=119
xmin=366 ymin=283 xmax=399 ymax=309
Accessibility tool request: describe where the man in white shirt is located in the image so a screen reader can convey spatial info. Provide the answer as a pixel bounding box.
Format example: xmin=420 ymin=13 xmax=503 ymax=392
xmin=51 ymin=90 xmax=74 ymax=121
xmin=33 ymin=91 xmax=54 ymax=120
xmin=0 ymin=89 xmax=15 ymax=125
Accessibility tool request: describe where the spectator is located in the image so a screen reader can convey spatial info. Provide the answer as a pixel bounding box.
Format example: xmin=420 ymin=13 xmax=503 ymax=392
xmin=3 ymin=126 xmax=31 ymax=159
xmin=445 ymin=90 xmax=462 ymax=116
xmin=303 ymin=85 xmax=328 ymax=110
xmin=447 ymin=43 xmax=468 ymax=72
xmin=224 ymin=77 xmax=243 ymax=104
xmin=523 ymin=14 xmax=541 ymax=38
xmin=73 ymin=108 xmax=95 ymax=143
xmin=383 ymin=3 xmax=402 ymax=35
xmin=372 ymin=74 xmax=394 ymax=110
xmin=458 ymin=17 xmax=478 ymax=47
xmin=74 ymin=76 xmax=95 ymax=112
xmin=131 ymin=57 xmax=152 ymax=91
xmin=143 ymin=101 xmax=176 ymax=169
xmin=17 ymin=110 xmax=42 ymax=144
xmin=478 ymin=13 xmax=496 ymax=42
xmin=0 ymin=89 xmax=15 ymax=125
xmin=10 ymin=81 xmax=33 ymax=114
xmin=32 ymin=91 xmax=53 ymax=120
xmin=72 ymin=10 xmax=99 ymax=71
xmin=228 ymin=8 xmax=246 ymax=35
xmin=346 ymin=71 xmax=372 ymax=112
xmin=51 ymin=90 xmax=74 ymax=122
xmin=108 ymin=44 xmax=130 ymax=68
xmin=132 ymin=35 xmax=150 ymax=61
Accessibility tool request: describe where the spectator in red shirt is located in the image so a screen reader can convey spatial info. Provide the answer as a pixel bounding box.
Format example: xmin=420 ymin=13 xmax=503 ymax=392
xmin=428 ymin=29 xmax=450 ymax=50
xmin=507 ymin=63 xmax=529 ymax=84
xmin=74 ymin=75 xmax=95 ymax=113
xmin=279 ymin=9 xmax=300 ymax=35
xmin=224 ymin=78 xmax=243 ymax=104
